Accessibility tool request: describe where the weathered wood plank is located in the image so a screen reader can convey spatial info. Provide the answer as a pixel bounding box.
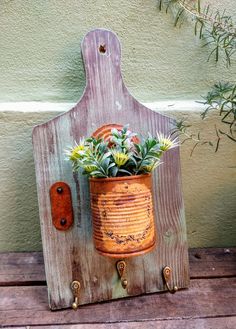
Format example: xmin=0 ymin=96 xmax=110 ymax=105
xmin=3 ymin=327 xmax=26 ymax=329
xmin=30 ymin=317 xmax=236 ymax=329
xmin=1 ymin=278 xmax=235 ymax=326
xmin=0 ymin=248 xmax=235 ymax=286
xmin=0 ymin=252 xmax=45 ymax=285
xmin=32 ymin=29 xmax=189 ymax=309
xmin=190 ymin=247 xmax=236 ymax=278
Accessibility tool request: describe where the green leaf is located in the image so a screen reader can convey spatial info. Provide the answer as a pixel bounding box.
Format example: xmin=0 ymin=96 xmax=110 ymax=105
xmin=108 ymin=162 xmax=116 ymax=170
xmin=118 ymin=169 xmax=132 ymax=176
xmin=101 ymin=157 xmax=110 ymax=169
xmin=129 ymin=156 xmax=138 ymax=166
xmin=197 ymin=0 xmax=201 ymax=13
xmin=174 ymin=8 xmax=184 ymax=27
xmin=89 ymin=171 xmax=107 ymax=178
xmin=110 ymin=166 xmax=118 ymax=177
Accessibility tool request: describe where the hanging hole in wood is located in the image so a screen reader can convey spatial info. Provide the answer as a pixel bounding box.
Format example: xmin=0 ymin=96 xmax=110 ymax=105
xmin=99 ymin=44 xmax=106 ymax=53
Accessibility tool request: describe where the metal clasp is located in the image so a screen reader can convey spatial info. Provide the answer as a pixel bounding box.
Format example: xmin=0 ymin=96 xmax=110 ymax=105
xmin=50 ymin=182 xmax=74 ymax=231
xmin=163 ymin=266 xmax=178 ymax=294
xmin=116 ymin=260 xmax=128 ymax=289
xmin=71 ymin=280 xmax=81 ymax=310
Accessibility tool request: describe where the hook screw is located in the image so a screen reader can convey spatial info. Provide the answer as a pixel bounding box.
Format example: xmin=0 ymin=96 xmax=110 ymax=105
xmin=163 ymin=266 xmax=178 ymax=294
xmin=71 ymin=280 xmax=81 ymax=310
xmin=116 ymin=260 xmax=128 ymax=289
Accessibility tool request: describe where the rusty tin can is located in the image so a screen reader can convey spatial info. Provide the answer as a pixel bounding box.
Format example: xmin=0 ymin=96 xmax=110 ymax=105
xmin=89 ymin=174 xmax=156 ymax=258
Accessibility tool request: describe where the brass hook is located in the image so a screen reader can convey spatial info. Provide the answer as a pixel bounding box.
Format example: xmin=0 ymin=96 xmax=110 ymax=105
xmin=71 ymin=280 xmax=81 ymax=310
xmin=116 ymin=260 xmax=128 ymax=289
xmin=163 ymin=266 xmax=178 ymax=294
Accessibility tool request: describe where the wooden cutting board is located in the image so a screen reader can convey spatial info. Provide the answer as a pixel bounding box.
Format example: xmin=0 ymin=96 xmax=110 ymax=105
xmin=32 ymin=28 xmax=189 ymax=310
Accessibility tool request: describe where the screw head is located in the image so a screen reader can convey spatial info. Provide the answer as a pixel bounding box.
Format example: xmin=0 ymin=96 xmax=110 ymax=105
xmin=60 ymin=218 xmax=67 ymax=226
xmin=174 ymin=286 xmax=178 ymax=292
xmin=72 ymin=302 xmax=78 ymax=310
xmin=57 ymin=187 xmax=63 ymax=194
xmin=122 ymin=279 xmax=128 ymax=289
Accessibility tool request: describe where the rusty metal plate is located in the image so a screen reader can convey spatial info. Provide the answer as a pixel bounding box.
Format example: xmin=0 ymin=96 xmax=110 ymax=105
xmin=92 ymin=124 xmax=140 ymax=144
xmin=49 ymin=182 xmax=74 ymax=231
xmin=92 ymin=123 xmax=123 ymax=141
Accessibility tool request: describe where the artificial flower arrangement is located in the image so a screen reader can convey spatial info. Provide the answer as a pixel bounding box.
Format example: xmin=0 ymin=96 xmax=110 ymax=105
xmin=66 ymin=125 xmax=177 ymax=258
xmin=66 ymin=125 xmax=177 ymax=178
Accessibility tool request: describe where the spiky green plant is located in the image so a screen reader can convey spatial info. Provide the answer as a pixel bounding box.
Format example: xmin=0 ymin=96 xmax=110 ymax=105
xmin=66 ymin=126 xmax=177 ymax=178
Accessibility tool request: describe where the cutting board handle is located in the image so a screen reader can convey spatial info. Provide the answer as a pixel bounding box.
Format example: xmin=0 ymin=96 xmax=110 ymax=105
xmin=81 ymin=29 xmax=122 ymax=90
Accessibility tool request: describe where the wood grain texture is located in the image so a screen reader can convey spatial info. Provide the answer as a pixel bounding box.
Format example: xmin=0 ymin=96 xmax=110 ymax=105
xmin=30 ymin=317 xmax=236 ymax=329
xmin=0 ymin=248 xmax=236 ymax=286
xmin=2 ymin=327 xmax=26 ymax=329
xmin=0 ymin=252 xmax=45 ymax=285
xmin=190 ymin=247 xmax=236 ymax=278
xmin=1 ymin=278 xmax=236 ymax=326
xmin=32 ymin=29 xmax=189 ymax=309
xmin=1 ymin=248 xmax=234 ymax=286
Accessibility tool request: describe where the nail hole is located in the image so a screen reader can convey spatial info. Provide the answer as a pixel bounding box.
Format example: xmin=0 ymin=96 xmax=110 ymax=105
xmin=60 ymin=218 xmax=67 ymax=226
xmin=57 ymin=187 xmax=63 ymax=194
xmin=194 ymin=253 xmax=201 ymax=259
xmin=99 ymin=44 xmax=106 ymax=53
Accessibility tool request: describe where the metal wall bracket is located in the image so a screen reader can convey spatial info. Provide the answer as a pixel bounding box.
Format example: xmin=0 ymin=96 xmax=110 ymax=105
xmin=71 ymin=280 xmax=81 ymax=310
xmin=163 ymin=266 xmax=178 ymax=294
xmin=116 ymin=260 xmax=128 ymax=289
xmin=49 ymin=182 xmax=74 ymax=231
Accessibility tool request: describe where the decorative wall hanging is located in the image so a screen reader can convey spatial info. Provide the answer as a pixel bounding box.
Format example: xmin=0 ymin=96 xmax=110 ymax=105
xmin=32 ymin=29 xmax=189 ymax=310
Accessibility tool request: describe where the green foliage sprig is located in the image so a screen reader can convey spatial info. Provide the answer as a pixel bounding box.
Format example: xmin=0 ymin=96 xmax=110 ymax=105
xmin=66 ymin=125 xmax=177 ymax=178
xmin=158 ymin=0 xmax=236 ymax=65
xmin=172 ymin=82 xmax=236 ymax=154
xmin=157 ymin=0 xmax=236 ymax=154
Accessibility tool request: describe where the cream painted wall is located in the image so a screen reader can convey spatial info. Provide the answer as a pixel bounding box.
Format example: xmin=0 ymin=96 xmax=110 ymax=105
xmin=0 ymin=0 xmax=235 ymax=102
xmin=0 ymin=0 xmax=235 ymax=251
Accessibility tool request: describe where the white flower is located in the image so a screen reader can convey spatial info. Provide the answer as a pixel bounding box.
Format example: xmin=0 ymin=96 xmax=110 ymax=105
xmin=156 ymin=132 xmax=178 ymax=151
xmin=112 ymin=151 xmax=130 ymax=166
xmin=65 ymin=138 xmax=87 ymax=161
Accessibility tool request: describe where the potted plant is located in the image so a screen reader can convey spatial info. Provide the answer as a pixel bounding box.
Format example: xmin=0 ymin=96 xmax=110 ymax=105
xmin=66 ymin=125 xmax=177 ymax=258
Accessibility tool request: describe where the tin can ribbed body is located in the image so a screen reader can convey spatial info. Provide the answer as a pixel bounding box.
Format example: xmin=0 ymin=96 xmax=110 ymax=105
xmin=89 ymin=174 xmax=156 ymax=258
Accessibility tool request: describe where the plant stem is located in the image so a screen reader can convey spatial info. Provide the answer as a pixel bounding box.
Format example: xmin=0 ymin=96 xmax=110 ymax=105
xmin=177 ymin=0 xmax=236 ymax=36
